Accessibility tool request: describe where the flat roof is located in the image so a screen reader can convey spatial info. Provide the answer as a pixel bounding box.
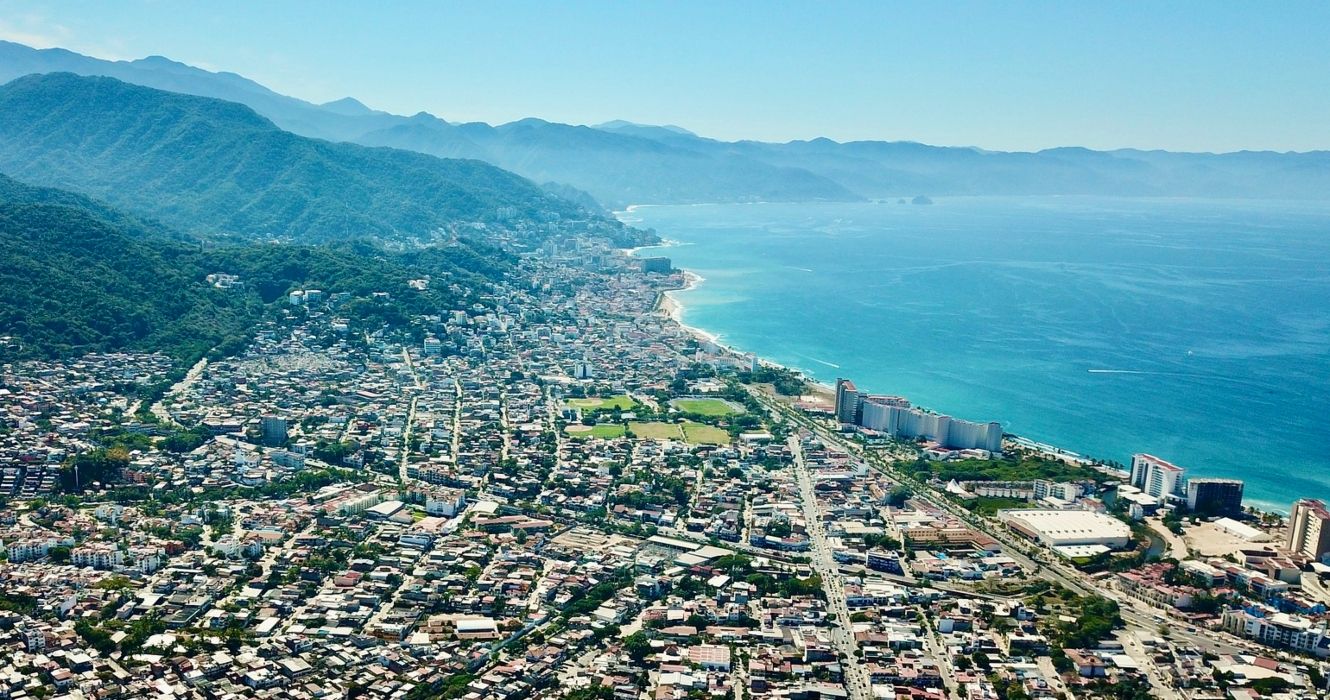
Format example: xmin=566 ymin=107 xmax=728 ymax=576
xmin=1002 ymin=509 xmax=1131 ymax=539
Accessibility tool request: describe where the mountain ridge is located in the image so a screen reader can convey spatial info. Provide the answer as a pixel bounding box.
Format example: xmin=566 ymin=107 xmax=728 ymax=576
xmin=2 ymin=40 xmax=1328 ymax=206
xmin=0 ymin=72 xmax=617 ymax=245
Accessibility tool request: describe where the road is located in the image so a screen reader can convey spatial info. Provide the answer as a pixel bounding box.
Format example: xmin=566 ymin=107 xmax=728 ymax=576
xmin=1119 ymin=628 xmax=1183 ymax=700
xmin=790 ymin=435 xmax=872 ymax=700
xmin=753 ymin=391 xmax=1257 ymax=664
xmin=398 ymin=345 xmax=423 ymax=482
xmin=918 ymin=604 xmax=961 ymax=699
xmin=149 ymin=356 xmax=209 ymax=425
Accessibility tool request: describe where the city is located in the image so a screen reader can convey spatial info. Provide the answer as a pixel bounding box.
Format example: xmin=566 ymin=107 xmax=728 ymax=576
xmin=2 ymin=237 xmax=1328 ymax=700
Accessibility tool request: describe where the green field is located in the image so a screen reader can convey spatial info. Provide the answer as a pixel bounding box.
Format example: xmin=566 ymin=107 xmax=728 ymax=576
xmin=629 ymin=421 xmax=685 ymax=440
xmin=567 ymin=395 xmax=637 ymax=411
xmin=682 ymin=422 xmax=731 ymax=445
xmin=671 ymin=397 xmax=743 ymax=416
xmin=565 ymin=423 xmax=627 ymax=439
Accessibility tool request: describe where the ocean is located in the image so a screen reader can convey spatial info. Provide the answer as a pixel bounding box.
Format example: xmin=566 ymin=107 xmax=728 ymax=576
xmin=622 ymin=198 xmax=1330 ymax=512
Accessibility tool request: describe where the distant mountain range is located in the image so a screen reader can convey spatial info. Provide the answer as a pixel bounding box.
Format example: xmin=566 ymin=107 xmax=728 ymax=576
xmin=0 ymin=72 xmax=616 ymax=245
xmin=4 ymin=39 xmax=1327 ymax=207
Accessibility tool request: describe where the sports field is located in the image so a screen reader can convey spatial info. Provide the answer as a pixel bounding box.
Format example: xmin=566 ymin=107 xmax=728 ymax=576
xmin=682 ymin=422 xmax=731 ymax=444
xmin=629 ymin=421 xmax=685 ymax=440
xmin=671 ymin=397 xmax=743 ymax=416
xmin=564 ymin=423 xmax=626 ymax=439
xmin=567 ymin=395 xmax=637 ymax=411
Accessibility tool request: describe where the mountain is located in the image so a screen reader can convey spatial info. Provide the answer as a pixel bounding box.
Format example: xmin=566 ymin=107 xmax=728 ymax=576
xmin=0 ymin=172 xmax=513 ymax=361
xmin=0 ymin=172 xmax=264 ymax=360
xmin=0 ymin=73 xmax=602 ymax=244
xmin=356 ymin=117 xmax=860 ymax=207
xmin=4 ymin=40 xmax=1328 ymax=204
xmin=0 ymin=41 xmax=406 ymax=142
xmin=0 ymin=41 xmax=860 ymax=208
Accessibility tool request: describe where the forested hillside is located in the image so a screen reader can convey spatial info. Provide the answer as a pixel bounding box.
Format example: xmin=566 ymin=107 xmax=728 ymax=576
xmin=0 ymin=73 xmax=600 ymax=244
xmin=0 ymin=174 xmax=511 ymax=361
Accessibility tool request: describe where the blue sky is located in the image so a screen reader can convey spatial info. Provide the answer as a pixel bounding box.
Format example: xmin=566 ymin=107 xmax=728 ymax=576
xmin=2 ymin=1 xmax=1327 ymax=151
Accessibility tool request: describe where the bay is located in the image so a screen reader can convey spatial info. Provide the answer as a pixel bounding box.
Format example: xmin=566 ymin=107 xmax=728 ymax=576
xmin=623 ymin=197 xmax=1330 ymax=512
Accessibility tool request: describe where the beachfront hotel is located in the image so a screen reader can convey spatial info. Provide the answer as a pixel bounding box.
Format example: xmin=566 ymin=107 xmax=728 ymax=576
xmin=834 ymin=377 xmax=1002 ymax=452
xmin=1129 ymin=453 xmax=1186 ymax=501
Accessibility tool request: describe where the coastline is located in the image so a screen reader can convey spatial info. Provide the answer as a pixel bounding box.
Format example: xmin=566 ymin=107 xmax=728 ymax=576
xmin=647 ymin=261 xmax=840 ymax=406
xmin=621 ymin=214 xmax=1295 ymax=513
xmin=628 ymin=245 xmax=1286 ymax=512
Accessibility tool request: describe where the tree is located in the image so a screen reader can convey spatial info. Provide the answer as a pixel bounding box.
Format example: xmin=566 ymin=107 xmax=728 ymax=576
xmin=623 ymin=630 xmax=652 ymax=661
xmin=886 ymin=486 xmax=914 ymax=507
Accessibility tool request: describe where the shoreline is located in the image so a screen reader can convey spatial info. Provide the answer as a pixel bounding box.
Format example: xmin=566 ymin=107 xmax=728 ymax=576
xmin=625 ymin=242 xmax=1289 ymax=514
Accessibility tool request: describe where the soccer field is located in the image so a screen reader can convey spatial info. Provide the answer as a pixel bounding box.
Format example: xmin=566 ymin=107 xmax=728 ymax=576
xmin=567 ymin=395 xmax=637 ymax=411
xmin=671 ymin=397 xmax=743 ymax=416
xmin=564 ymin=423 xmax=626 ymax=439
xmin=629 ymin=422 xmax=685 ymax=440
xmin=682 ymin=422 xmax=731 ymax=444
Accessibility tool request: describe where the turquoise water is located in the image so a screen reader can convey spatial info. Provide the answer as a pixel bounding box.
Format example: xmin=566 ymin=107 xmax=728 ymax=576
xmin=623 ymin=198 xmax=1330 ymax=511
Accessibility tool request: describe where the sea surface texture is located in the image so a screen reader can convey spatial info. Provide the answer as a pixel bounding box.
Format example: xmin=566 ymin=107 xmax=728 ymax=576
xmin=624 ymin=198 xmax=1330 ymax=511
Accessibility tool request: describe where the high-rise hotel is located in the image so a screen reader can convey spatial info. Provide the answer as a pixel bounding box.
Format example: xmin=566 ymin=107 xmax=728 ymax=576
xmin=1286 ymin=498 xmax=1330 ymax=560
xmin=834 ymin=378 xmax=1002 ymax=453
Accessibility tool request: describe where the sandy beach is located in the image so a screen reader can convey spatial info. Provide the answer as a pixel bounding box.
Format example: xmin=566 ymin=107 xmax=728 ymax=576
xmin=653 ymin=267 xmax=837 ymax=406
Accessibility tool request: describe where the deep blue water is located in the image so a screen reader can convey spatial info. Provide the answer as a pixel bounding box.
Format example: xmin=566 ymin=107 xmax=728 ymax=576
xmin=623 ymin=198 xmax=1330 ymax=511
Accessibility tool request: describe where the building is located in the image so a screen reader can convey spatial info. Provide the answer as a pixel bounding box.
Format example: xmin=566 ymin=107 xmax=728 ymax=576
xmin=1000 ymin=509 xmax=1132 ymax=551
xmin=858 ymin=398 xmax=1001 ymax=452
xmin=1285 ymin=498 xmax=1330 ymax=560
xmin=834 ymin=378 xmax=862 ymax=424
xmin=424 ymin=487 xmax=467 ymax=517
xmin=1221 ymin=608 xmax=1330 ymax=657
xmin=1185 ymin=478 xmax=1244 ymax=516
xmin=1129 ymin=454 xmax=1185 ymax=501
xmin=260 ymin=415 xmax=288 ymax=447
xmin=1033 ymin=480 xmax=1083 ymax=502
xmin=70 ymin=544 xmax=124 ymax=570
xmin=639 ymin=257 xmax=672 ymax=273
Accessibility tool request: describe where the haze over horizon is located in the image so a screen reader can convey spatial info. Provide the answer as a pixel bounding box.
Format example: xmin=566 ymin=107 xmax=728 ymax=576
xmin=2 ymin=0 xmax=1328 ymax=153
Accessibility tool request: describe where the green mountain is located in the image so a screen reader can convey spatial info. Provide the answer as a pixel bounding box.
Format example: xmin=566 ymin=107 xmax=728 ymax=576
xmin=0 ymin=72 xmax=604 ymax=244
xmin=0 ymin=173 xmax=511 ymax=361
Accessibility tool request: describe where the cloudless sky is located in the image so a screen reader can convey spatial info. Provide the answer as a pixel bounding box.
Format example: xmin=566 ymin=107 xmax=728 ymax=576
xmin=2 ymin=0 xmax=1328 ymax=151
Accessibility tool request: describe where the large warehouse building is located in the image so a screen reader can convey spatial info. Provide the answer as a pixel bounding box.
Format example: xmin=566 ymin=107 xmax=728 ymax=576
xmin=1000 ymin=509 xmax=1132 ymax=557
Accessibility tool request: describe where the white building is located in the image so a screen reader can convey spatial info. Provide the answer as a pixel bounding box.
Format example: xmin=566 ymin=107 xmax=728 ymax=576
xmin=1221 ymin=608 xmax=1330 ymax=657
xmin=71 ymin=544 xmax=125 ymax=570
xmin=6 ymin=535 xmax=75 ymax=563
xmin=424 ymin=488 xmax=467 ymax=517
xmin=1000 ymin=509 xmax=1131 ymax=550
xmin=857 ymin=395 xmax=1001 ymax=452
xmin=1129 ymin=454 xmax=1185 ymax=501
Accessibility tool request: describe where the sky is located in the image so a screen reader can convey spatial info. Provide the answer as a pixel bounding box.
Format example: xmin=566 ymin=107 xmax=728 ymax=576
xmin=2 ymin=1 xmax=1328 ymax=152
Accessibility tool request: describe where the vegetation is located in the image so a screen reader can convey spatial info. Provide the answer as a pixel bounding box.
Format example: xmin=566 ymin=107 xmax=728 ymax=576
xmin=962 ymin=495 xmax=1034 ymax=517
xmin=559 ymin=569 xmax=633 ymax=620
xmin=60 ymin=447 xmax=131 ymax=491
xmin=0 ymin=73 xmax=614 ymax=245
xmin=628 ymin=422 xmax=685 ymax=440
xmin=736 ymin=365 xmax=807 ymax=396
xmin=1033 ymin=587 xmax=1123 ymax=649
xmin=565 ymin=423 xmax=627 ymax=440
xmin=0 ymin=173 xmax=510 ymax=362
xmin=908 ymin=454 xmax=1108 ymax=484
xmin=567 ymin=394 xmax=637 ymax=411
xmin=681 ymin=422 xmax=731 ymax=445
xmin=671 ymin=397 xmax=742 ymax=416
